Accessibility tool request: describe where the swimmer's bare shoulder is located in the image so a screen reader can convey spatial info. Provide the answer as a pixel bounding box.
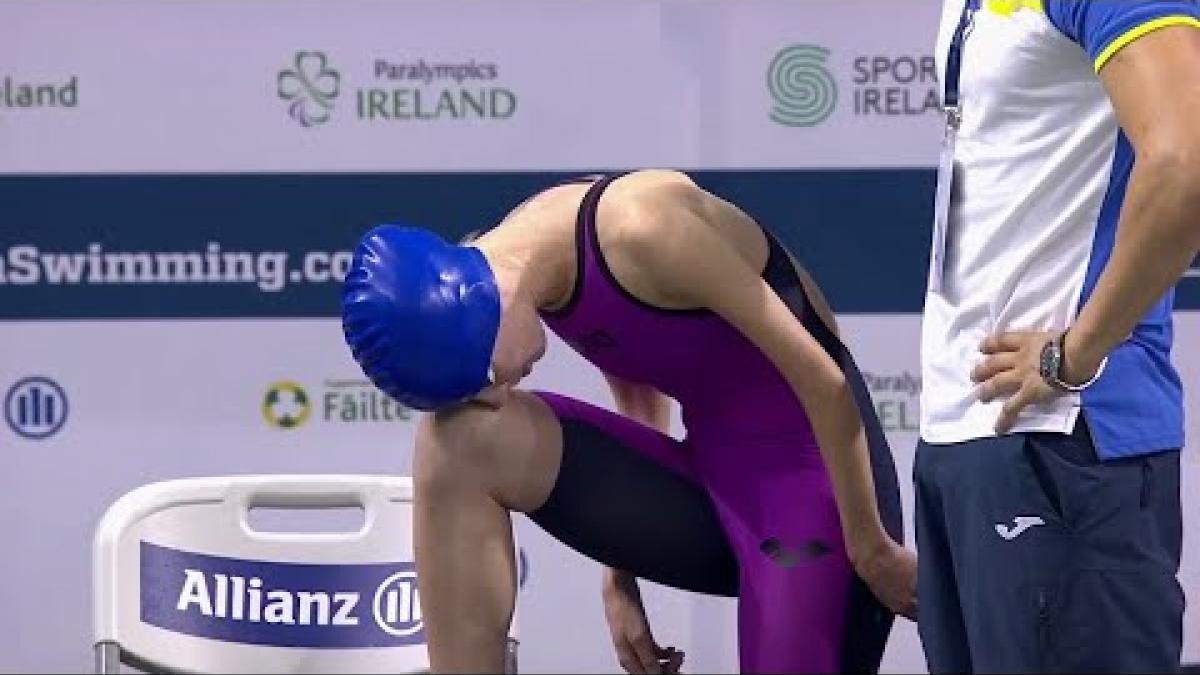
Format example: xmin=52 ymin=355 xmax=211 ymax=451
xmin=606 ymin=170 xmax=842 ymax=336
xmin=476 ymin=179 xmax=591 ymax=248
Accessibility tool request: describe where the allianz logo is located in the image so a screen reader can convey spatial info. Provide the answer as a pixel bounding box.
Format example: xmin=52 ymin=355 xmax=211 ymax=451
xmin=175 ymin=568 xmax=423 ymax=636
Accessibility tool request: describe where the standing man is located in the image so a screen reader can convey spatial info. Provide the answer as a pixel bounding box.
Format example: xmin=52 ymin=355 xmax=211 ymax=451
xmin=916 ymin=0 xmax=1200 ymax=672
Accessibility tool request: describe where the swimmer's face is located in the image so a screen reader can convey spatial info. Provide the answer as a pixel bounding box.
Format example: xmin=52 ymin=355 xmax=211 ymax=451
xmin=474 ymin=289 xmax=546 ymax=407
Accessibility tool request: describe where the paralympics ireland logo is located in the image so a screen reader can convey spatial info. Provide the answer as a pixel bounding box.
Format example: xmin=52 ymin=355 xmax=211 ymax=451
xmin=768 ymin=44 xmax=837 ymax=127
xmin=278 ymin=51 xmax=340 ymax=127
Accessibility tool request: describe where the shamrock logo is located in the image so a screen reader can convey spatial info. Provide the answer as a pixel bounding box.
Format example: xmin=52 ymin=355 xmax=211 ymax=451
xmin=278 ymin=51 xmax=340 ymax=127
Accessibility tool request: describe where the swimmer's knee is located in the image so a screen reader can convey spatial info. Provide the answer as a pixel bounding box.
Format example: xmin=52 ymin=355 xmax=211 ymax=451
xmin=415 ymin=392 xmax=553 ymax=493
xmin=415 ymin=403 xmax=502 ymax=488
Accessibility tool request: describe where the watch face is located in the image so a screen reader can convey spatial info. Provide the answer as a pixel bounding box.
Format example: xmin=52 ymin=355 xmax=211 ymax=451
xmin=1039 ymin=339 xmax=1060 ymax=383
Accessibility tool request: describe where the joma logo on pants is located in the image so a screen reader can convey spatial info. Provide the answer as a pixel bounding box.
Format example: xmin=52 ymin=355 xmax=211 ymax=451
xmin=995 ymin=516 xmax=1045 ymax=540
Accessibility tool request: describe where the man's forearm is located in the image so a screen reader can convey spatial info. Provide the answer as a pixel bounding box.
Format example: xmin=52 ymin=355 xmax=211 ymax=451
xmin=1065 ymin=153 xmax=1200 ymax=381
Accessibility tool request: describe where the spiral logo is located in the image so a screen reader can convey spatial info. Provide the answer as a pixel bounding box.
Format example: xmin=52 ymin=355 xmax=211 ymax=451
xmin=767 ymin=45 xmax=837 ymax=127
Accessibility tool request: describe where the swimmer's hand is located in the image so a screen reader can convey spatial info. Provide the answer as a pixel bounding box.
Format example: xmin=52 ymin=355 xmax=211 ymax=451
xmin=854 ymin=539 xmax=918 ymax=621
xmin=602 ymin=568 xmax=684 ymax=674
xmin=471 ymin=382 xmax=512 ymax=409
xmin=472 ymin=363 xmax=534 ymax=409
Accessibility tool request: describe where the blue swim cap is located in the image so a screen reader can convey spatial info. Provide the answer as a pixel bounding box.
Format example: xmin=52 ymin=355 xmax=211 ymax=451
xmin=341 ymin=225 xmax=501 ymax=411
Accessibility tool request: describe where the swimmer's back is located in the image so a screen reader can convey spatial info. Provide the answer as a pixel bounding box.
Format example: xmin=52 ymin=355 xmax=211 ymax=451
xmin=539 ymin=171 xmax=837 ymax=444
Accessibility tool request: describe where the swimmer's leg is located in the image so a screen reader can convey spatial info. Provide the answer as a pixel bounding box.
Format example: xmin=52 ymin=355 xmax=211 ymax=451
xmin=698 ymin=443 xmax=894 ymax=674
xmin=414 ymin=390 xmax=737 ymax=673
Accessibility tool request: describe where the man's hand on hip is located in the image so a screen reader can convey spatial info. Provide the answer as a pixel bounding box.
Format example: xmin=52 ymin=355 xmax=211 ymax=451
xmin=972 ymin=330 xmax=1104 ymax=434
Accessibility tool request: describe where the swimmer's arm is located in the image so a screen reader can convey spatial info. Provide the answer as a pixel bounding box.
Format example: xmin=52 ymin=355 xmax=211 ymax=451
xmin=601 ymin=375 xmax=679 ymax=674
xmin=631 ymin=200 xmax=892 ymax=563
xmin=604 ymin=373 xmax=672 ymax=434
xmin=701 ymin=189 xmax=841 ymax=336
xmin=789 ymin=261 xmax=841 ymax=338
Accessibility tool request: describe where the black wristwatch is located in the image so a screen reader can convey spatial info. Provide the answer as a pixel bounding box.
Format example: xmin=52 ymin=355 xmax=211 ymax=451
xmin=1038 ymin=331 xmax=1107 ymax=392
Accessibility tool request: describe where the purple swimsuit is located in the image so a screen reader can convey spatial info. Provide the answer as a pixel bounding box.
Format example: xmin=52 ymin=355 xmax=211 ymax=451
xmin=529 ymin=175 xmax=901 ymax=673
